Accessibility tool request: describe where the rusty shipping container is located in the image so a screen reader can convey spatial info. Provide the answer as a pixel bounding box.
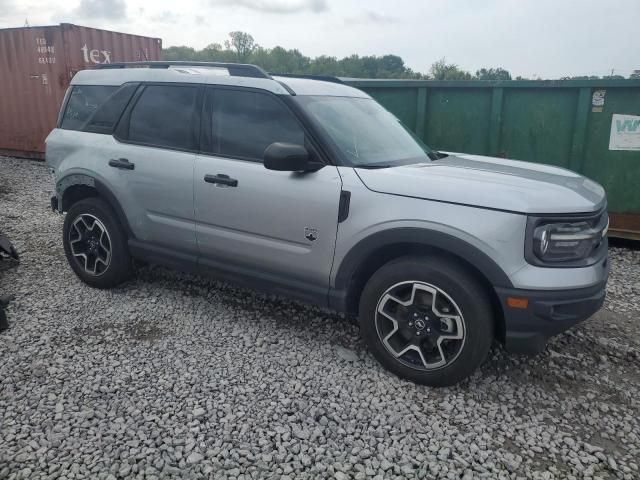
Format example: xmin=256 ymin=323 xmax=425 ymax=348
xmin=0 ymin=23 xmax=162 ymax=159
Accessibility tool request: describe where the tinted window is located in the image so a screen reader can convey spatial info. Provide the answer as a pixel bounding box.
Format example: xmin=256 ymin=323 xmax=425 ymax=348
xmin=128 ymin=85 xmax=198 ymax=150
xmin=84 ymin=83 xmax=138 ymax=134
xmin=61 ymin=86 xmax=116 ymax=131
xmin=210 ymin=89 xmax=304 ymax=161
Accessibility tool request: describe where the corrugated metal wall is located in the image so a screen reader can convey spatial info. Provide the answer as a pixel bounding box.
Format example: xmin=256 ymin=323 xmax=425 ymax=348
xmin=0 ymin=25 xmax=66 ymax=158
xmin=344 ymin=79 xmax=640 ymax=238
xmin=0 ymin=23 xmax=161 ymax=158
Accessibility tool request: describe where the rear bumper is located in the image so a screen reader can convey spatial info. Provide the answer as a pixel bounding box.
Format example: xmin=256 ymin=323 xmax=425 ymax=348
xmin=496 ymin=281 xmax=606 ymax=354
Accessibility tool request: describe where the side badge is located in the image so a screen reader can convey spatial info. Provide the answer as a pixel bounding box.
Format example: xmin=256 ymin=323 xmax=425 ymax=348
xmin=304 ymin=227 xmax=318 ymax=242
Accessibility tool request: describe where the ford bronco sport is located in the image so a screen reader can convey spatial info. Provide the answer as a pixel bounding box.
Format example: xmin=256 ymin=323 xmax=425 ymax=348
xmin=46 ymin=62 xmax=609 ymax=386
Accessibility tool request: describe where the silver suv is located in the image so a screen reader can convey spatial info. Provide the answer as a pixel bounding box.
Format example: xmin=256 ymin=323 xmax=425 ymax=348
xmin=46 ymin=62 xmax=609 ymax=386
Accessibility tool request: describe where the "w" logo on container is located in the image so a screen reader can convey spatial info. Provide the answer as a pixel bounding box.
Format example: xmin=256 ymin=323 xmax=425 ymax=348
xmin=616 ymin=118 xmax=640 ymax=133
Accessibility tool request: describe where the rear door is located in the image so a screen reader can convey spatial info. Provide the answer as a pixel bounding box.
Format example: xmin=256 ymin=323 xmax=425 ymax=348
xmin=194 ymin=87 xmax=343 ymax=301
xmin=108 ymin=83 xmax=202 ymax=256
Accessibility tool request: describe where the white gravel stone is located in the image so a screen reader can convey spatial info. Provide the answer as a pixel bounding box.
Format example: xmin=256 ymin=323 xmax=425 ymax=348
xmin=1 ymin=155 xmax=639 ymax=479
xmin=186 ymin=452 xmax=204 ymax=464
xmin=336 ymin=345 xmax=359 ymax=362
xmin=193 ymin=407 xmax=206 ymax=418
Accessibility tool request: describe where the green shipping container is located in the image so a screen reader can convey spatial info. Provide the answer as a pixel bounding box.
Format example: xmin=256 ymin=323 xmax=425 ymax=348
xmin=343 ymin=78 xmax=640 ymax=239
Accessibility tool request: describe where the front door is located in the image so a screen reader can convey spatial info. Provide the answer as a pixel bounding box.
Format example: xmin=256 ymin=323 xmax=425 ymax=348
xmin=194 ymin=87 xmax=342 ymax=301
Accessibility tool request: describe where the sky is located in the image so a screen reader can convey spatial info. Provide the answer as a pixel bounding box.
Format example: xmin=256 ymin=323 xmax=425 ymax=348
xmin=1 ymin=0 xmax=639 ymax=78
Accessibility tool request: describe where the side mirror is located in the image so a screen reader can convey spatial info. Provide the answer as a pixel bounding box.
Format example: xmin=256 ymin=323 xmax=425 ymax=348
xmin=263 ymin=142 xmax=323 ymax=172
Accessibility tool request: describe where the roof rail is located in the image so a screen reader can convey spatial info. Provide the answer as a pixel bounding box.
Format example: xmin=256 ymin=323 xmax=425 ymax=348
xmin=94 ymin=61 xmax=272 ymax=79
xmin=270 ymin=73 xmax=344 ymax=84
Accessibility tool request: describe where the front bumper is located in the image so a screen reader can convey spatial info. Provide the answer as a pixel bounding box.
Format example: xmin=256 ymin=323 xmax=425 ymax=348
xmin=496 ymin=281 xmax=606 ymax=354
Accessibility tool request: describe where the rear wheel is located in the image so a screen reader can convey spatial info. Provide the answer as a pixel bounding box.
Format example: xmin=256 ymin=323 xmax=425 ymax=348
xmin=63 ymin=197 xmax=133 ymax=288
xmin=359 ymin=256 xmax=494 ymax=387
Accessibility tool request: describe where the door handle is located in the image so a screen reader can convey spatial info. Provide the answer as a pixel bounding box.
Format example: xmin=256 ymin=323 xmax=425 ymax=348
xmin=204 ymin=174 xmax=238 ymax=187
xmin=109 ymin=158 xmax=135 ymax=170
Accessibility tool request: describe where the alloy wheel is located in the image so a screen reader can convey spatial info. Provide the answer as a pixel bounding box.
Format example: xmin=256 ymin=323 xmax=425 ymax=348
xmin=68 ymin=214 xmax=112 ymax=276
xmin=375 ymin=281 xmax=466 ymax=371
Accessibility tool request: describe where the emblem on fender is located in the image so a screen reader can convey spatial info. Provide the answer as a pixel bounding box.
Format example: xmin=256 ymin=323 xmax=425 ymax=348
xmin=304 ymin=227 xmax=318 ymax=242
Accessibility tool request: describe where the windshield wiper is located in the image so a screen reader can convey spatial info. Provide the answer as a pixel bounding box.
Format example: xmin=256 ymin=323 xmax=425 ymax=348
xmin=428 ymin=151 xmax=449 ymax=160
xmin=354 ymin=164 xmax=394 ymax=169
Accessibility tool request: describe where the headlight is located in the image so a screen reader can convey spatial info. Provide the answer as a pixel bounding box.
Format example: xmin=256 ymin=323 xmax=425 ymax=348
xmin=526 ymin=212 xmax=608 ymax=267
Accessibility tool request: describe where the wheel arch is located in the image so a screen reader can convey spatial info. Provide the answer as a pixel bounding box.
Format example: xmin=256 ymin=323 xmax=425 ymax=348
xmin=57 ymin=174 xmax=134 ymax=238
xmin=330 ymin=228 xmax=512 ymax=337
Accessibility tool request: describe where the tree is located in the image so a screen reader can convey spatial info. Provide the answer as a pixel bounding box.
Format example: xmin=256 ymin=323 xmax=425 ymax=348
xmin=630 ymin=70 xmax=640 ymax=79
xmin=162 ymin=33 xmax=513 ymax=81
xmin=163 ymin=46 xmax=197 ymax=61
xmin=225 ymin=31 xmax=256 ymax=62
xmin=430 ymin=58 xmax=472 ymax=80
xmin=475 ymin=67 xmax=512 ymax=81
xmin=194 ymin=43 xmax=231 ymax=62
xmin=560 ymin=75 xmax=600 ymax=80
xmin=309 ymin=55 xmax=340 ymax=76
xmin=380 ymin=54 xmax=405 ymax=74
xmin=338 ymin=54 xmax=365 ymax=77
xmin=271 ymin=47 xmax=310 ymax=73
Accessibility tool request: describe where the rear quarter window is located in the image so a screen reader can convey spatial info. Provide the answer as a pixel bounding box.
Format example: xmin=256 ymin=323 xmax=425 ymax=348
xmin=83 ymin=83 xmax=138 ymax=134
xmin=60 ymin=86 xmax=117 ymax=131
xmin=127 ymin=85 xmax=199 ymax=150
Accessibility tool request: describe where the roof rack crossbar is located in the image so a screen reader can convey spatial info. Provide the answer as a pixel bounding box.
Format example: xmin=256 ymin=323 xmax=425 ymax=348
xmin=270 ymin=73 xmax=344 ymax=84
xmin=94 ymin=61 xmax=272 ymax=79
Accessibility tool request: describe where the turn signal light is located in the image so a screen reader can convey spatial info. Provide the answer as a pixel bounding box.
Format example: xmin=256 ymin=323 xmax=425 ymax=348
xmin=507 ymin=297 xmax=529 ymax=309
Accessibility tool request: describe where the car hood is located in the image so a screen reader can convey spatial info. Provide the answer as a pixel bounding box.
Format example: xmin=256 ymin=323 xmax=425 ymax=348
xmin=354 ymin=152 xmax=606 ymax=214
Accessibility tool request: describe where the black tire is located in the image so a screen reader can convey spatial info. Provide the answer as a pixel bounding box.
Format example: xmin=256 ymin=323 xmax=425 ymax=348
xmin=359 ymin=256 xmax=494 ymax=387
xmin=63 ymin=197 xmax=133 ymax=289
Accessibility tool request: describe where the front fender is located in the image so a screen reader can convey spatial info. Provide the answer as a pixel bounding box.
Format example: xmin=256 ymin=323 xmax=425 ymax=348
xmin=329 ymin=227 xmax=514 ymax=312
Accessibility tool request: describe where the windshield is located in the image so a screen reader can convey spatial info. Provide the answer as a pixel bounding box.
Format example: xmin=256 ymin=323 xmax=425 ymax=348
xmin=295 ymin=95 xmax=432 ymax=167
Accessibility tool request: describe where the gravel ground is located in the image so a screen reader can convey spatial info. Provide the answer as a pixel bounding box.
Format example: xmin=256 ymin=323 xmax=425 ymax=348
xmin=1 ymin=155 xmax=639 ymax=480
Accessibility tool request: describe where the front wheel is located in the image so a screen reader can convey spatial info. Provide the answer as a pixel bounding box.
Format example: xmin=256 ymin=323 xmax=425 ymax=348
xmin=359 ymin=256 xmax=494 ymax=387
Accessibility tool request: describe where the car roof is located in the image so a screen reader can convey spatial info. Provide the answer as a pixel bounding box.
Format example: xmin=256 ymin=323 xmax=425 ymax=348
xmin=271 ymin=76 xmax=369 ymax=98
xmin=70 ymin=64 xmax=370 ymax=98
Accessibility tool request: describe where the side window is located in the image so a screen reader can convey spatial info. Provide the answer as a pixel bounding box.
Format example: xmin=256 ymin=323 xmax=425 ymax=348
xmin=209 ymin=89 xmax=305 ymax=161
xmin=61 ymin=86 xmax=116 ymax=131
xmin=84 ymin=83 xmax=138 ymax=134
xmin=128 ymin=85 xmax=198 ymax=150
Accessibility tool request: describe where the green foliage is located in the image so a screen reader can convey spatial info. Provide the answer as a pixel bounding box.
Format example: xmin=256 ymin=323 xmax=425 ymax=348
xmin=561 ymin=75 xmax=601 ymax=80
xmin=428 ymin=61 xmax=514 ymax=81
xmin=163 ymin=45 xmax=198 ymax=60
xmin=475 ymin=67 xmax=512 ymax=81
xmin=225 ymin=31 xmax=257 ymax=62
xmin=164 ymin=33 xmax=638 ymax=81
xmin=163 ymin=32 xmax=424 ymax=79
xmin=164 ymin=33 xmax=580 ymax=82
xmin=560 ymin=74 xmax=629 ymax=80
xmin=429 ymin=58 xmax=472 ymax=80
